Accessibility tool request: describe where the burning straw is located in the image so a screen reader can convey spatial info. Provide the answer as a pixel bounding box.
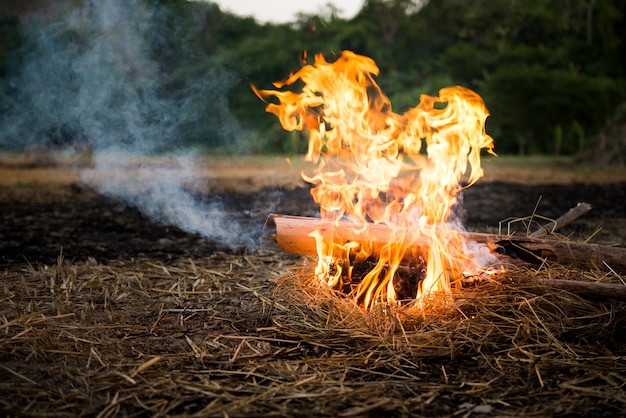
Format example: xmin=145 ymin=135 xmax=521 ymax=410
xmin=1 ymin=248 xmax=625 ymax=415
xmin=248 ymin=50 xmax=626 ymax=413
xmin=270 ymin=259 xmax=626 ymax=416
xmin=254 ymin=50 xmax=496 ymax=310
xmin=254 ymin=50 xmax=626 ymax=313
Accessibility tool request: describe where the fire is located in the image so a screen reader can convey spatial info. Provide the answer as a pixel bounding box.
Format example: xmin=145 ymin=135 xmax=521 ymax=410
xmin=254 ymin=51 xmax=495 ymax=310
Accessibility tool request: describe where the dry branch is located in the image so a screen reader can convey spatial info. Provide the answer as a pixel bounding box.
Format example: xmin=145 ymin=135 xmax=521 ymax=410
xmin=529 ymin=202 xmax=592 ymax=237
xmin=537 ymin=278 xmax=626 ymax=300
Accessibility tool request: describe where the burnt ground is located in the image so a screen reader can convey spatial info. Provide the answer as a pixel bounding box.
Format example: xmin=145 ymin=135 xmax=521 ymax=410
xmin=2 ymin=180 xmax=625 ymax=265
xmin=2 ymin=158 xmax=626 ymax=417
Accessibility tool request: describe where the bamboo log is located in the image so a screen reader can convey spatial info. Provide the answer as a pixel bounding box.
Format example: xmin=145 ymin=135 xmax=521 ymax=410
xmin=262 ymin=214 xmax=626 ymax=275
xmin=529 ymin=202 xmax=592 ymax=237
xmin=262 ymin=214 xmax=424 ymax=257
xmin=262 ymin=214 xmax=626 ymax=301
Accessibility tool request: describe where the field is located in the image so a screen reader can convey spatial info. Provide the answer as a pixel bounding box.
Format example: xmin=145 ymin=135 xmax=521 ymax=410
xmin=1 ymin=153 xmax=626 ymax=417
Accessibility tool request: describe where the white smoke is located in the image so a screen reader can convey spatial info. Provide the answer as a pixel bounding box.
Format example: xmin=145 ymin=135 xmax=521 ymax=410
xmin=1 ymin=0 xmax=252 ymax=247
xmin=463 ymin=239 xmax=499 ymax=268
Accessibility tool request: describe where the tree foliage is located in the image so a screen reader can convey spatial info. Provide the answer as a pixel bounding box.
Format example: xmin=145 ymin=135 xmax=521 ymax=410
xmin=1 ymin=0 xmax=624 ymax=156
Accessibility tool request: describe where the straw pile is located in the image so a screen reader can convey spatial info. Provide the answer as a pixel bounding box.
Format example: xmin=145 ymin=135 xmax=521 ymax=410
xmin=1 ymin=250 xmax=625 ymax=417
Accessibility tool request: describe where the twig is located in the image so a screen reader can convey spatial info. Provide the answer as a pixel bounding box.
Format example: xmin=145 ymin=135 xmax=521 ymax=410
xmin=529 ymin=202 xmax=592 ymax=237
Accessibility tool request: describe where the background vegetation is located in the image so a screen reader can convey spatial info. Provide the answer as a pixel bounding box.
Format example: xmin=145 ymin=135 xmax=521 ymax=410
xmin=1 ymin=0 xmax=624 ymax=160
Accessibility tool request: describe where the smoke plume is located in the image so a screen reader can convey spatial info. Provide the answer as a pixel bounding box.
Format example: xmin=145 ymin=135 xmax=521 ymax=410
xmin=0 ymin=0 xmax=253 ymax=247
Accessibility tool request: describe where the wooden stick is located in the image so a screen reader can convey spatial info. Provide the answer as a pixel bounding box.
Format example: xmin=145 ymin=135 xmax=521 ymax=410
xmin=537 ymin=278 xmax=626 ymax=301
xmin=262 ymin=214 xmax=626 ymax=275
xmin=529 ymin=202 xmax=592 ymax=237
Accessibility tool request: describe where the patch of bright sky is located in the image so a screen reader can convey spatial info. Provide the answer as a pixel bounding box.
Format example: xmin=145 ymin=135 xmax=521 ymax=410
xmin=206 ymin=0 xmax=364 ymax=24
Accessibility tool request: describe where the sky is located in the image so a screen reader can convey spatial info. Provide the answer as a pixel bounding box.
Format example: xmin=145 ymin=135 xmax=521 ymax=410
xmin=209 ymin=0 xmax=364 ymax=24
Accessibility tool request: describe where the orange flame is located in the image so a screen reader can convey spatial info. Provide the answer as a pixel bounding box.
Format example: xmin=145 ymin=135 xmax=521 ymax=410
xmin=254 ymin=51 xmax=495 ymax=309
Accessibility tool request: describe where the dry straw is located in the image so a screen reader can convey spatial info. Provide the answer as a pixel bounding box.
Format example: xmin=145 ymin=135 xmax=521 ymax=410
xmin=1 ymin=251 xmax=625 ymax=417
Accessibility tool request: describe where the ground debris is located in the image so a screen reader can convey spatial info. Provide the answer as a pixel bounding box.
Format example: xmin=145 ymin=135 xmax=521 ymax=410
xmin=1 ymin=160 xmax=625 ymax=416
xmin=1 ymin=252 xmax=625 ymax=417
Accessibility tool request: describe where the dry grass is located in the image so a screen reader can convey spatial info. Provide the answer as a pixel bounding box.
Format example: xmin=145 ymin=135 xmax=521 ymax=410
xmin=2 ymin=152 xmax=625 ymax=416
xmin=479 ymin=155 xmax=626 ymax=185
xmin=3 ymin=152 xmax=626 ymax=190
xmin=1 ymin=253 xmax=625 ymax=417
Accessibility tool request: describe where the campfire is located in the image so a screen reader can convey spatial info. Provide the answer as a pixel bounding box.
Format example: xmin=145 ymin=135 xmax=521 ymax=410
xmin=255 ymin=51 xmax=626 ymax=309
xmin=254 ymin=50 xmax=499 ymax=309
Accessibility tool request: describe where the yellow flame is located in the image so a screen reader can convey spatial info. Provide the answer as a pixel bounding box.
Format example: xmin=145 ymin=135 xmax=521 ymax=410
xmin=254 ymin=51 xmax=495 ymax=309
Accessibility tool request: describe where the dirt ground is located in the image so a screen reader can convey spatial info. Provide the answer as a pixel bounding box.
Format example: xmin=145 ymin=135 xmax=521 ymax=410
xmin=1 ymin=153 xmax=626 ymax=417
xmin=2 ymin=154 xmax=625 ymax=265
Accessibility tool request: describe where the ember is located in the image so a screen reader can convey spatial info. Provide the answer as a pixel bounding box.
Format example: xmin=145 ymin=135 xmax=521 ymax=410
xmin=254 ymin=51 xmax=497 ymax=309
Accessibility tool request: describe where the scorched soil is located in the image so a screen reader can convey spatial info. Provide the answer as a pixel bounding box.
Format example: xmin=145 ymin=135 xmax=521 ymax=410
xmin=2 ymin=179 xmax=625 ymax=265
